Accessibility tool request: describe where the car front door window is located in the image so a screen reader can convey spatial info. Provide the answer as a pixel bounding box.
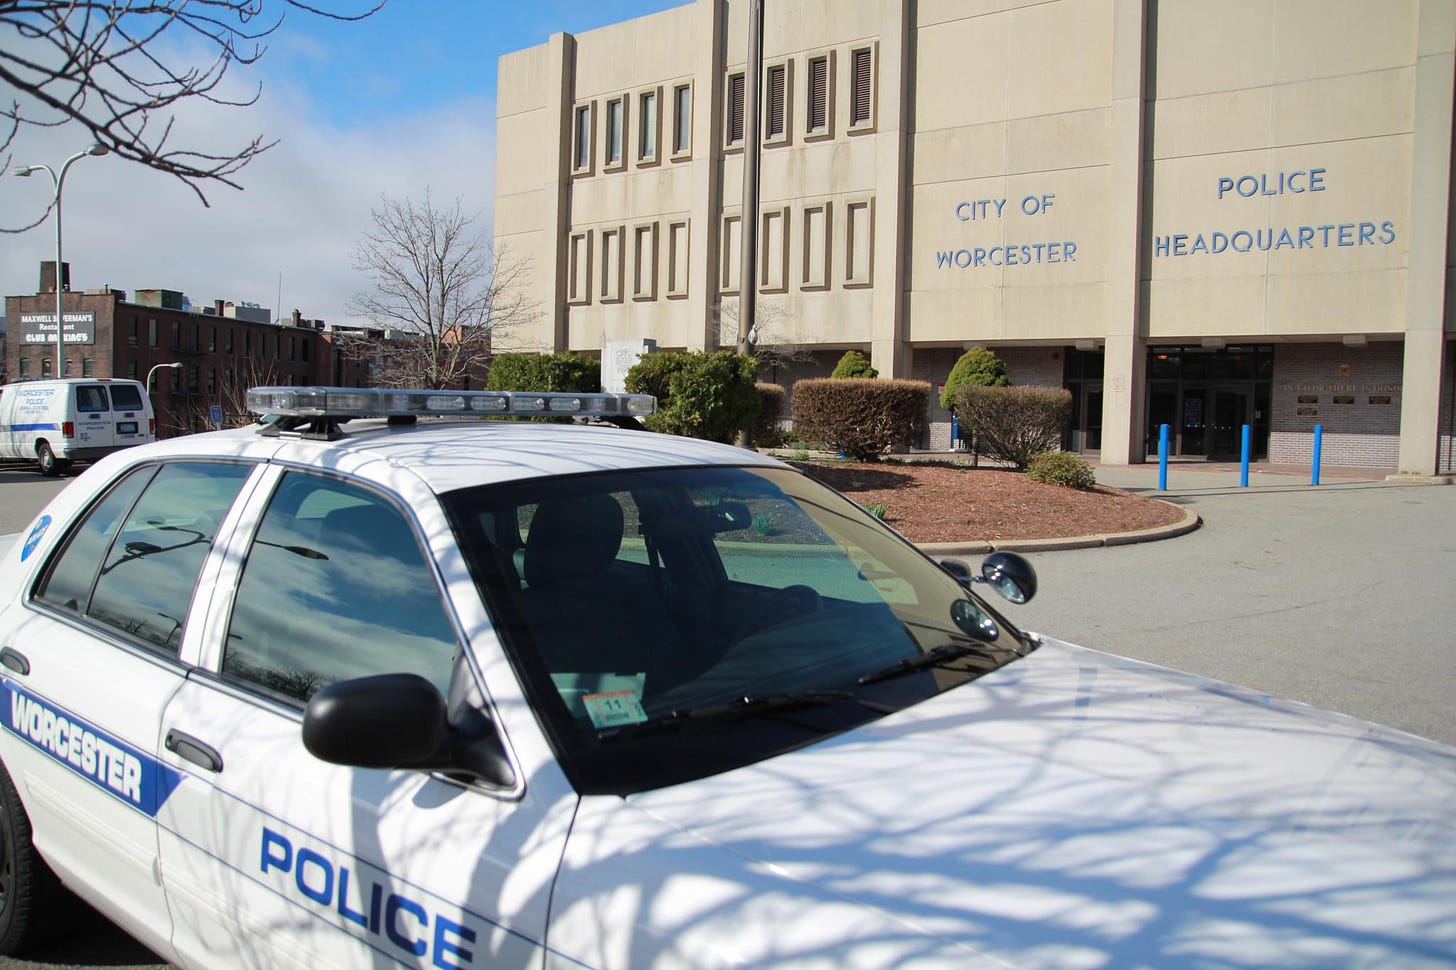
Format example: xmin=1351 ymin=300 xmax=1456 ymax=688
xmin=222 ymin=472 xmax=459 ymax=702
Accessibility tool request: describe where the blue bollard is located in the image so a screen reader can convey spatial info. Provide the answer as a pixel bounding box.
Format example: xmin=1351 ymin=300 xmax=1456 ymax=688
xmin=1240 ymin=424 xmax=1251 ymax=487
xmin=1158 ymin=423 xmax=1169 ymax=491
xmin=1312 ymin=424 xmax=1322 ymax=485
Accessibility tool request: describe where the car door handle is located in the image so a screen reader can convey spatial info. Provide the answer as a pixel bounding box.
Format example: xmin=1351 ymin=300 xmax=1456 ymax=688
xmin=165 ymin=730 xmax=224 ymax=773
xmin=0 ymin=648 xmax=30 ymax=676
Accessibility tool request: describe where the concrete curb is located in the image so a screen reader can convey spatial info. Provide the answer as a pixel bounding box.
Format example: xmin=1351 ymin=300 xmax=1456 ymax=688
xmin=1385 ymin=473 xmax=1455 ymax=485
xmin=916 ymin=501 xmax=1201 ymax=557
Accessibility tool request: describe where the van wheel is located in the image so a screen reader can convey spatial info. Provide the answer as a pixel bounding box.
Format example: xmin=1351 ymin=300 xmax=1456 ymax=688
xmin=0 ymin=760 xmax=64 ymax=954
xmin=34 ymin=444 xmax=58 ymax=478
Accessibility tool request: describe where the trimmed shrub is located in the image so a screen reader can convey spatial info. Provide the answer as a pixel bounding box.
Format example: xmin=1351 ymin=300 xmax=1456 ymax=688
xmin=1027 ymin=450 xmax=1097 ymax=490
xmin=939 ymin=347 xmax=1008 ymax=412
xmin=754 ymin=382 xmax=788 ymax=446
xmin=622 ymin=350 xmax=680 ymax=403
xmin=792 ymin=378 xmax=929 ymax=460
xmin=831 ymin=350 xmax=878 ymax=379
xmin=625 ymin=350 xmax=760 ymax=443
xmin=954 ymin=385 xmax=1072 ymax=470
xmin=486 ymin=352 xmax=600 ymax=392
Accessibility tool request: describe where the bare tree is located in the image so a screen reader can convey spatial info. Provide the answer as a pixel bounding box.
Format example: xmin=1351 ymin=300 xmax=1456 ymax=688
xmin=0 ymin=0 xmax=382 ymax=227
xmin=163 ymin=355 xmax=281 ymax=434
xmin=716 ymin=296 xmax=815 ymax=374
xmin=346 ymin=191 xmax=536 ymax=390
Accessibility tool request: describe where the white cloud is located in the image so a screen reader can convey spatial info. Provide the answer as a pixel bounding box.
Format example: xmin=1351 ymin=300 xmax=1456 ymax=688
xmin=2 ymin=75 xmax=496 ymax=329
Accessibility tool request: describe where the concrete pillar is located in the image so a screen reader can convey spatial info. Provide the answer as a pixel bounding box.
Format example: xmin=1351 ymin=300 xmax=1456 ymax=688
xmin=1099 ymin=0 xmax=1150 ymax=464
xmin=871 ymin=0 xmax=912 ymax=378
xmin=543 ymin=32 xmax=575 ymax=352
xmin=689 ymin=0 xmax=726 ymax=352
xmin=1396 ymin=0 xmax=1454 ymax=475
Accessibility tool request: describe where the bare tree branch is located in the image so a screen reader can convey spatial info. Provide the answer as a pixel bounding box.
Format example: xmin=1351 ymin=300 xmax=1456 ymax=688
xmin=716 ymin=296 xmax=815 ymax=373
xmin=0 ymin=0 xmax=383 ymax=225
xmin=345 ymin=190 xmax=538 ymax=390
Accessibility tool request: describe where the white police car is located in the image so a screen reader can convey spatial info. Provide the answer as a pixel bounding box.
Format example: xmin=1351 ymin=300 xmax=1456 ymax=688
xmin=0 ymin=386 xmax=1452 ymax=969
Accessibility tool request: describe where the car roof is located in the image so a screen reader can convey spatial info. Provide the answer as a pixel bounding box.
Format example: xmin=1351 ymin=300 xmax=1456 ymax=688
xmin=121 ymin=419 xmax=787 ymax=495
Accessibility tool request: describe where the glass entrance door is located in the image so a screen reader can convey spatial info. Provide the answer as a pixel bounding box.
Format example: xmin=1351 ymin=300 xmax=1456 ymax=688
xmin=1211 ymin=389 xmax=1249 ymax=456
xmin=1070 ymin=383 xmax=1103 ymax=453
xmin=1180 ymin=388 xmax=1208 ymax=456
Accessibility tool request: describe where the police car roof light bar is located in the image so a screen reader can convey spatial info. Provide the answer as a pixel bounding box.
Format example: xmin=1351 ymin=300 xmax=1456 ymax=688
xmin=246 ymin=386 xmax=656 ymax=424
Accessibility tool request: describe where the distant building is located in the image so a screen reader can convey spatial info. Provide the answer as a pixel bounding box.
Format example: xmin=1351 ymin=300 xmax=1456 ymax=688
xmin=4 ymin=262 xmax=370 ymax=435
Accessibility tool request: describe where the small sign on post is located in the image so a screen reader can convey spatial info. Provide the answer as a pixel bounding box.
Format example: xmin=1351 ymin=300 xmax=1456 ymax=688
xmin=210 ymin=405 xmax=224 ymax=429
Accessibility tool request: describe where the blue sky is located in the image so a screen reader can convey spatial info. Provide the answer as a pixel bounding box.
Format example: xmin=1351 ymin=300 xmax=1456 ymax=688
xmin=1 ymin=0 xmax=687 ymax=330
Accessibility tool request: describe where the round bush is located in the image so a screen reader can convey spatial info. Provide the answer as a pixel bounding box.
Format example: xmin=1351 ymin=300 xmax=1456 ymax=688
xmin=1026 ymin=450 xmax=1097 ymax=490
xmin=940 ymin=347 xmax=1008 ymax=411
xmin=831 ymin=350 xmax=878 ymax=379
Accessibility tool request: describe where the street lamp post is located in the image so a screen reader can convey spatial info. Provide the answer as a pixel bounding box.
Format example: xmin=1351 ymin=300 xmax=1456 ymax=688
xmin=147 ymin=361 xmax=182 ymax=394
xmin=11 ymin=144 xmax=110 ymax=377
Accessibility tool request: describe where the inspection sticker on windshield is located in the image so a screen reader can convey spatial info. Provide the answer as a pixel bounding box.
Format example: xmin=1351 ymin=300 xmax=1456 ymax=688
xmin=584 ymin=689 xmax=647 ymax=729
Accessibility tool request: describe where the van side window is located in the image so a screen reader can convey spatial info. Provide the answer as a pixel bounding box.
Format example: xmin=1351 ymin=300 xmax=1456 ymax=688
xmin=222 ymin=473 xmax=459 ymax=703
xmin=35 ymin=462 xmax=253 ymax=654
xmin=110 ymin=384 xmax=144 ymax=410
xmin=76 ymin=385 xmax=109 ymax=412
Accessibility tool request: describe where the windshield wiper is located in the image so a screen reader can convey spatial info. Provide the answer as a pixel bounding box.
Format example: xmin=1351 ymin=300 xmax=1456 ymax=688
xmin=597 ymin=690 xmax=856 ymax=742
xmin=857 ymin=642 xmax=991 ymax=685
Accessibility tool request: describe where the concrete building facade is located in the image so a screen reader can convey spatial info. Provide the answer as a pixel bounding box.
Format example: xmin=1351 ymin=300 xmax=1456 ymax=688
xmin=495 ymin=0 xmax=1456 ymax=472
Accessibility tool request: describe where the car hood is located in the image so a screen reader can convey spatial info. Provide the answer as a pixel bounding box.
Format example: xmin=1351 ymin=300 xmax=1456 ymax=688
xmin=550 ymin=636 xmax=1456 ymax=969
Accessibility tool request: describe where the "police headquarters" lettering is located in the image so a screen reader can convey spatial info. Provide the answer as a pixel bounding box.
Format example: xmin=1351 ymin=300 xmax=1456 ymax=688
xmin=1153 ymin=167 xmax=1398 ymax=258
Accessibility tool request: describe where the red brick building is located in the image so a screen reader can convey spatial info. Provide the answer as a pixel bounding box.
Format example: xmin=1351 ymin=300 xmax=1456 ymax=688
xmin=4 ymin=262 xmax=370 ymax=436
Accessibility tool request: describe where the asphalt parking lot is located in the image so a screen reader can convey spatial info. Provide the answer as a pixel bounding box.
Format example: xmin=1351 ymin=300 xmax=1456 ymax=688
xmin=0 ymin=458 xmax=1451 ymax=968
xmin=1011 ymin=463 xmax=1456 ymax=748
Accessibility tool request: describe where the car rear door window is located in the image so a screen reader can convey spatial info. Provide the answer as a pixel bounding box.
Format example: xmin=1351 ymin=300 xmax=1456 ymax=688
xmin=221 ymin=473 xmax=459 ymax=703
xmin=35 ymin=462 xmax=252 ymax=653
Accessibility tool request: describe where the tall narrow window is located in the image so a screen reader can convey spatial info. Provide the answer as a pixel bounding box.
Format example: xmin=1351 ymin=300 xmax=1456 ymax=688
xmin=673 ymin=83 xmax=692 ymax=155
xmin=600 ymin=228 xmax=624 ymax=302
xmin=639 ymin=90 xmax=657 ymax=161
xmin=667 ymin=220 xmax=690 ymax=298
xmin=807 ymin=55 xmax=830 ymax=135
xmin=850 ymin=47 xmax=874 ymax=128
xmin=574 ymin=104 xmax=592 ymax=172
xmin=568 ymin=231 xmax=592 ymax=305
xmin=606 ymin=97 xmax=624 ymax=167
xmin=764 ymin=63 xmax=788 ymax=142
xmin=726 ymin=72 xmax=745 ymax=146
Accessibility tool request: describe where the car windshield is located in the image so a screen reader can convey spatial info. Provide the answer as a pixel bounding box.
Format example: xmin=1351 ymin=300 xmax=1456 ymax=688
xmin=443 ymin=464 xmax=1031 ymax=794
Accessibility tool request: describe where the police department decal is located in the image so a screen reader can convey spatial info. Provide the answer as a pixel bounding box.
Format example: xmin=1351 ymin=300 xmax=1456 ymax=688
xmin=20 ymin=515 xmax=50 ymax=562
xmin=3 ymin=680 xmax=185 ymax=816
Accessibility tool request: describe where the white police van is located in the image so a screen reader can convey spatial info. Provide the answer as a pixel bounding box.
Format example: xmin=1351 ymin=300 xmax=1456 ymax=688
xmin=0 ymin=378 xmax=155 ymax=476
xmin=0 ymin=385 xmax=1452 ymax=969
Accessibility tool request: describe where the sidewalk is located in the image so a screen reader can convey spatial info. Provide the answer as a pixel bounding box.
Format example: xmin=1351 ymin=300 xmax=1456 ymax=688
xmin=901 ymin=450 xmax=1451 ymax=496
xmin=1084 ymin=459 xmax=1428 ymax=496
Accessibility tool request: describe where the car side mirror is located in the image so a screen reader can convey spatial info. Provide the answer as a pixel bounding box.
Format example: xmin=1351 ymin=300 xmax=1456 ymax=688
xmin=980 ymin=551 xmax=1037 ymax=604
xmin=303 ymin=673 xmax=514 ymax=787
xmin=939 ymin=553 xmax=1038 ymax=604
